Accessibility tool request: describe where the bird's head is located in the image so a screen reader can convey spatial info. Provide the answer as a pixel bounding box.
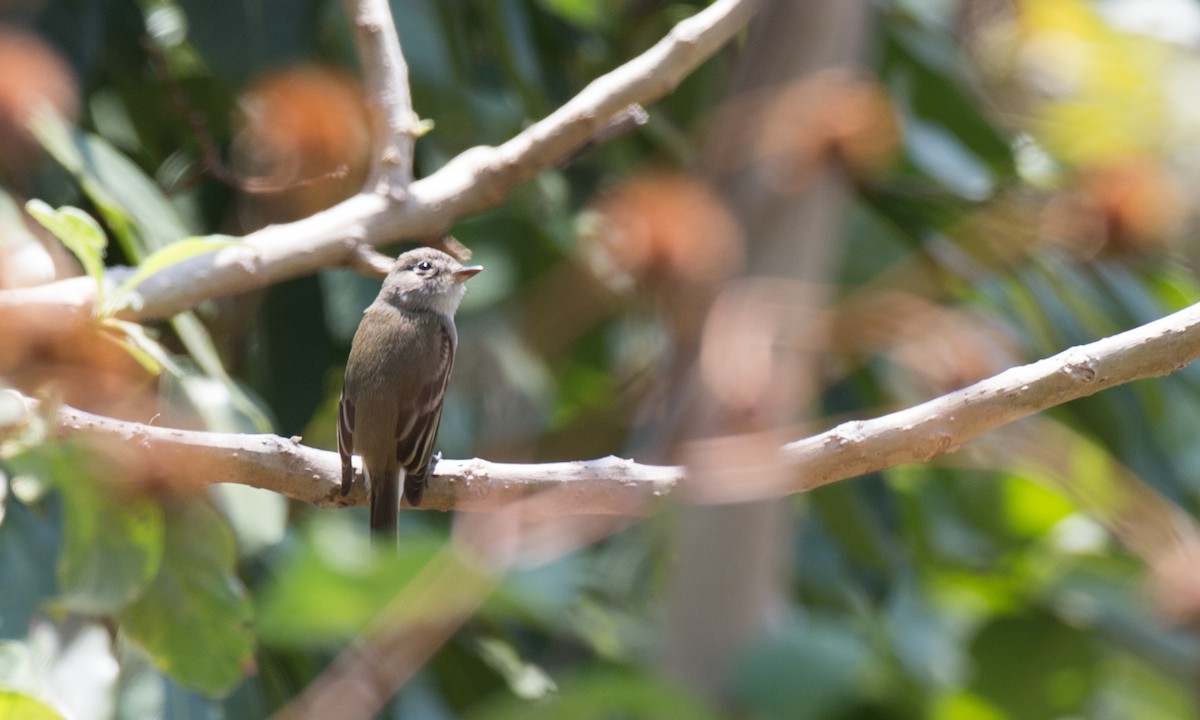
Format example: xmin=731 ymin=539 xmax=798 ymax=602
xmin=380 ymin=247 xmax=483 ymax=315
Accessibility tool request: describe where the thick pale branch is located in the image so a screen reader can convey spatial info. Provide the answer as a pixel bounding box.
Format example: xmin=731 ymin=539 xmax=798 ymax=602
xmin=341 ymin=0 xmax=417 ymax=195
xmin=17 ymin=298 xmax=1200 ymax=515
xmin=39 ymin=398 xmax=679 ymax=517
xmin=0 ymin=0 xmax=759 ymax=327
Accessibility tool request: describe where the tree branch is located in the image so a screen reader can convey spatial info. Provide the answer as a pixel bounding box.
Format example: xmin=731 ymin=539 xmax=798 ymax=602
xmin=15 ymin=297 xmax=1200 ymax=516
xmin=774 ymin=300 xmax=1200 ymax=500
xmin=0 ymin=0 xmax=760 ymax=330
xmin=341 ymin=0 xmax=417 ymax=196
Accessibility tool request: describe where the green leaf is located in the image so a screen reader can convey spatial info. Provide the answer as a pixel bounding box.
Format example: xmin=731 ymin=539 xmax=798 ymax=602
xmin=107 ymin=235 xmax=239 ymax=314
xmin=969 ymin=611 xmax=1099 ymax=720
xmin=209 ymin=483 xmax=288 ymax=558
xmin=733 ymin=616 xmax=873 ymax=720
xmin=168 ymin=314 xmax=274 ymax=433
xmin=28 ymin=116 xmax=261 ymax=429
xmin=0 ymin=489 xmax=60 ymax=638
xmin=56 ymin=474 xmax=163 ymax=615
xmin=534 ymin=0 xmax=609 ymax=29
xmin=31 ymin=108 xmax=189 ymax=257
xmin=475 ymin=637 xmax=557 ymax=700
xmin=31 ymin=110 xmax=272 ymax=433
xmin=930 ymin=692 xmax=1008 ymax=720
xmin=468 ymin=667 xmax=719 ymax=720
xmin=0 ymin=690 xmax=65 ymax=720
xmin=7 ymin=444 xmax=163 ymax=615
xmin=24 ymin=200 xmax=107 ymax=309
xmin=97 ymin=318 xmax=183 ymax=377
xmin=118 ymin=500 xmax=253 ymax=698
xmin=1001 ymin=473 xmax=1076 ymax=540
xmin=256 ymin=515 xmax=442 ymax=647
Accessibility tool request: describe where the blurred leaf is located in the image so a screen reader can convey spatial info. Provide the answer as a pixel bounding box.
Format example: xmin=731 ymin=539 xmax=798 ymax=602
xmin=839 ymin=200 xmax=913 ymax=287
xmin=30 ymin=111 xmax=270 ymax=431
xmin=169 ymin=313 xmax=274 ymax=432
xmin=968 ymin=611 xmax=1099 ymax=720
xmin=31 ymin=108 xmax=189 ymax=257
xmin=887 ymin=576 xmax=966 ymax=687
xmin=6 ymin=445 xmax=161 ymax=616
xmin=175 ymin=0 xmax=322 ymax=84
xmin=733 ymin=616 xmax=874 ymax=720
xmin=30 ymin=109 xmax=269 ymax=430
xmin=209 ymin=484 xmax=287 ymax=558
xmin=390 ymin=0 xmax=458 ymax=91
xmin=256 ymin=515 xmax=443 ymax=646
xmin=485 ymin=555 xmax=590 ymax=629
xmin=808 ymin=482 xmax=893 ymax=571
xmin=24 ymin=200 xmax=107 ymax=308
xmin=429 ymin=635 xmax=509 ymax=713
xmin=930 ymin=691 xmax=1007 ymax=720
xmin=467 ymin=667 xmax=719 ymax=720
xmin=97 ymin=318 xmax=184 ymax=377
xmin=0 ymin=691 xmax=64 ymax=720
xmin=107 ymin=235 xmax=239 ymax=314
xmin=118 ymin=500 xmax=253 ymax=698
xmin=111 ymin=635 xmax=257 ymax=720
xmin=1095 ymin=654 xmax=1200 ymax=720
xmin=56 ymin=475 xmax=162 ymax=615
xmin=1020 ymin=0 xmax=1171 ymax=165
xmin=1041 ymin=561 xmax=1200 ymax=673
xmin=896 ymin=468 xmax=1000 ymax=569
xmin=885 ymin=22 xmax=1016 ymax=175
xmin=1001 ymin=473 xmax=1075 ymax=539
xmin=163 ymin=371 xmax=273 ymax=435
xmin=475 ymin=637 xmax=557 ymax=700
xmin=0 ymin=493 xmax=59 ymax=640
xmin=534 ymin=0 xmax=609 ymax=30
xmin=904 ymin=118 xmax=995 ymax=201
xmin=1148 ymin=265 xmax=1200 ymax=312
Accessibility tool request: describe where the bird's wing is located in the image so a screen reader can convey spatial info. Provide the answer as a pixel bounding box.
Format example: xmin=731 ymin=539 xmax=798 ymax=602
xmin=337 ymin=394 xmax=355 ymax=496
xmin=395 ymin=322 xmax=456 ymax=506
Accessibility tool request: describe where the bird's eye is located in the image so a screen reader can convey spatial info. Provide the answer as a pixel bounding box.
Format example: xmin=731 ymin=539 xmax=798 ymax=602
xmin=415 ymin=260 xmax=433 ymax=273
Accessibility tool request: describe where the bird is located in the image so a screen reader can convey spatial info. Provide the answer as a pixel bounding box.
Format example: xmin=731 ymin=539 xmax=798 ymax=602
xmin=337 ymin=247 xmax=482 ymax=541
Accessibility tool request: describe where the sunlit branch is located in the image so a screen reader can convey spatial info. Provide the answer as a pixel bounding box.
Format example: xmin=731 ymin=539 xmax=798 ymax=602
xmin=341 ymin=0 xmax=417 ymax=196
xmin=776 ymin=300 xmax=1200 ymax=499
xmin=14 ymin=297 xmax=1200 ymax=516
xmin=0 ymin=0 xmax=761 ymax=331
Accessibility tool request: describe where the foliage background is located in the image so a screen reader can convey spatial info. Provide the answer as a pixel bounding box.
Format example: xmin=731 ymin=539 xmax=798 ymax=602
xmin=4 ymin=0 xmax=1200 ymax=718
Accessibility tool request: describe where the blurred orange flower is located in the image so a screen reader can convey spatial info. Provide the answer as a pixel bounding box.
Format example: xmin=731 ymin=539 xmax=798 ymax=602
xmin=0 ymin=24 xmax=78 ymax=186
xmin=232 ymin=66 xmax=371 ymax=223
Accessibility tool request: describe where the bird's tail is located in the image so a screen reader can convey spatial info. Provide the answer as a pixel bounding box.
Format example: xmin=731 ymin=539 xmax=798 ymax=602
xmin=369 ymin=465 xmax=401 ymax=542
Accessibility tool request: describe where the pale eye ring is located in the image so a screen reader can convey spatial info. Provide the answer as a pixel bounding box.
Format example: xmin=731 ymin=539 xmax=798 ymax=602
xmin=416 ymin=260 xmax=433 ymax=272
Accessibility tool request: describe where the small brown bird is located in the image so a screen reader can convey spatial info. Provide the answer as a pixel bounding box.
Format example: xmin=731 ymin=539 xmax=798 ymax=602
xmin=338 ymin=247 xmax=482 ymax=540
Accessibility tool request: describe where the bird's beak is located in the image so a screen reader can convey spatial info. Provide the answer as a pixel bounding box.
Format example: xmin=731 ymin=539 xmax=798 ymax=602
xmin=453 ymin=265 xmax=483 ymax=282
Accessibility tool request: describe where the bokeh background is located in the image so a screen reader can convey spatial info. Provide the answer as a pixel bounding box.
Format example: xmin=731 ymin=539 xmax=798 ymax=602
xmin=5 ymin=0 xmax=1200 ymax=718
